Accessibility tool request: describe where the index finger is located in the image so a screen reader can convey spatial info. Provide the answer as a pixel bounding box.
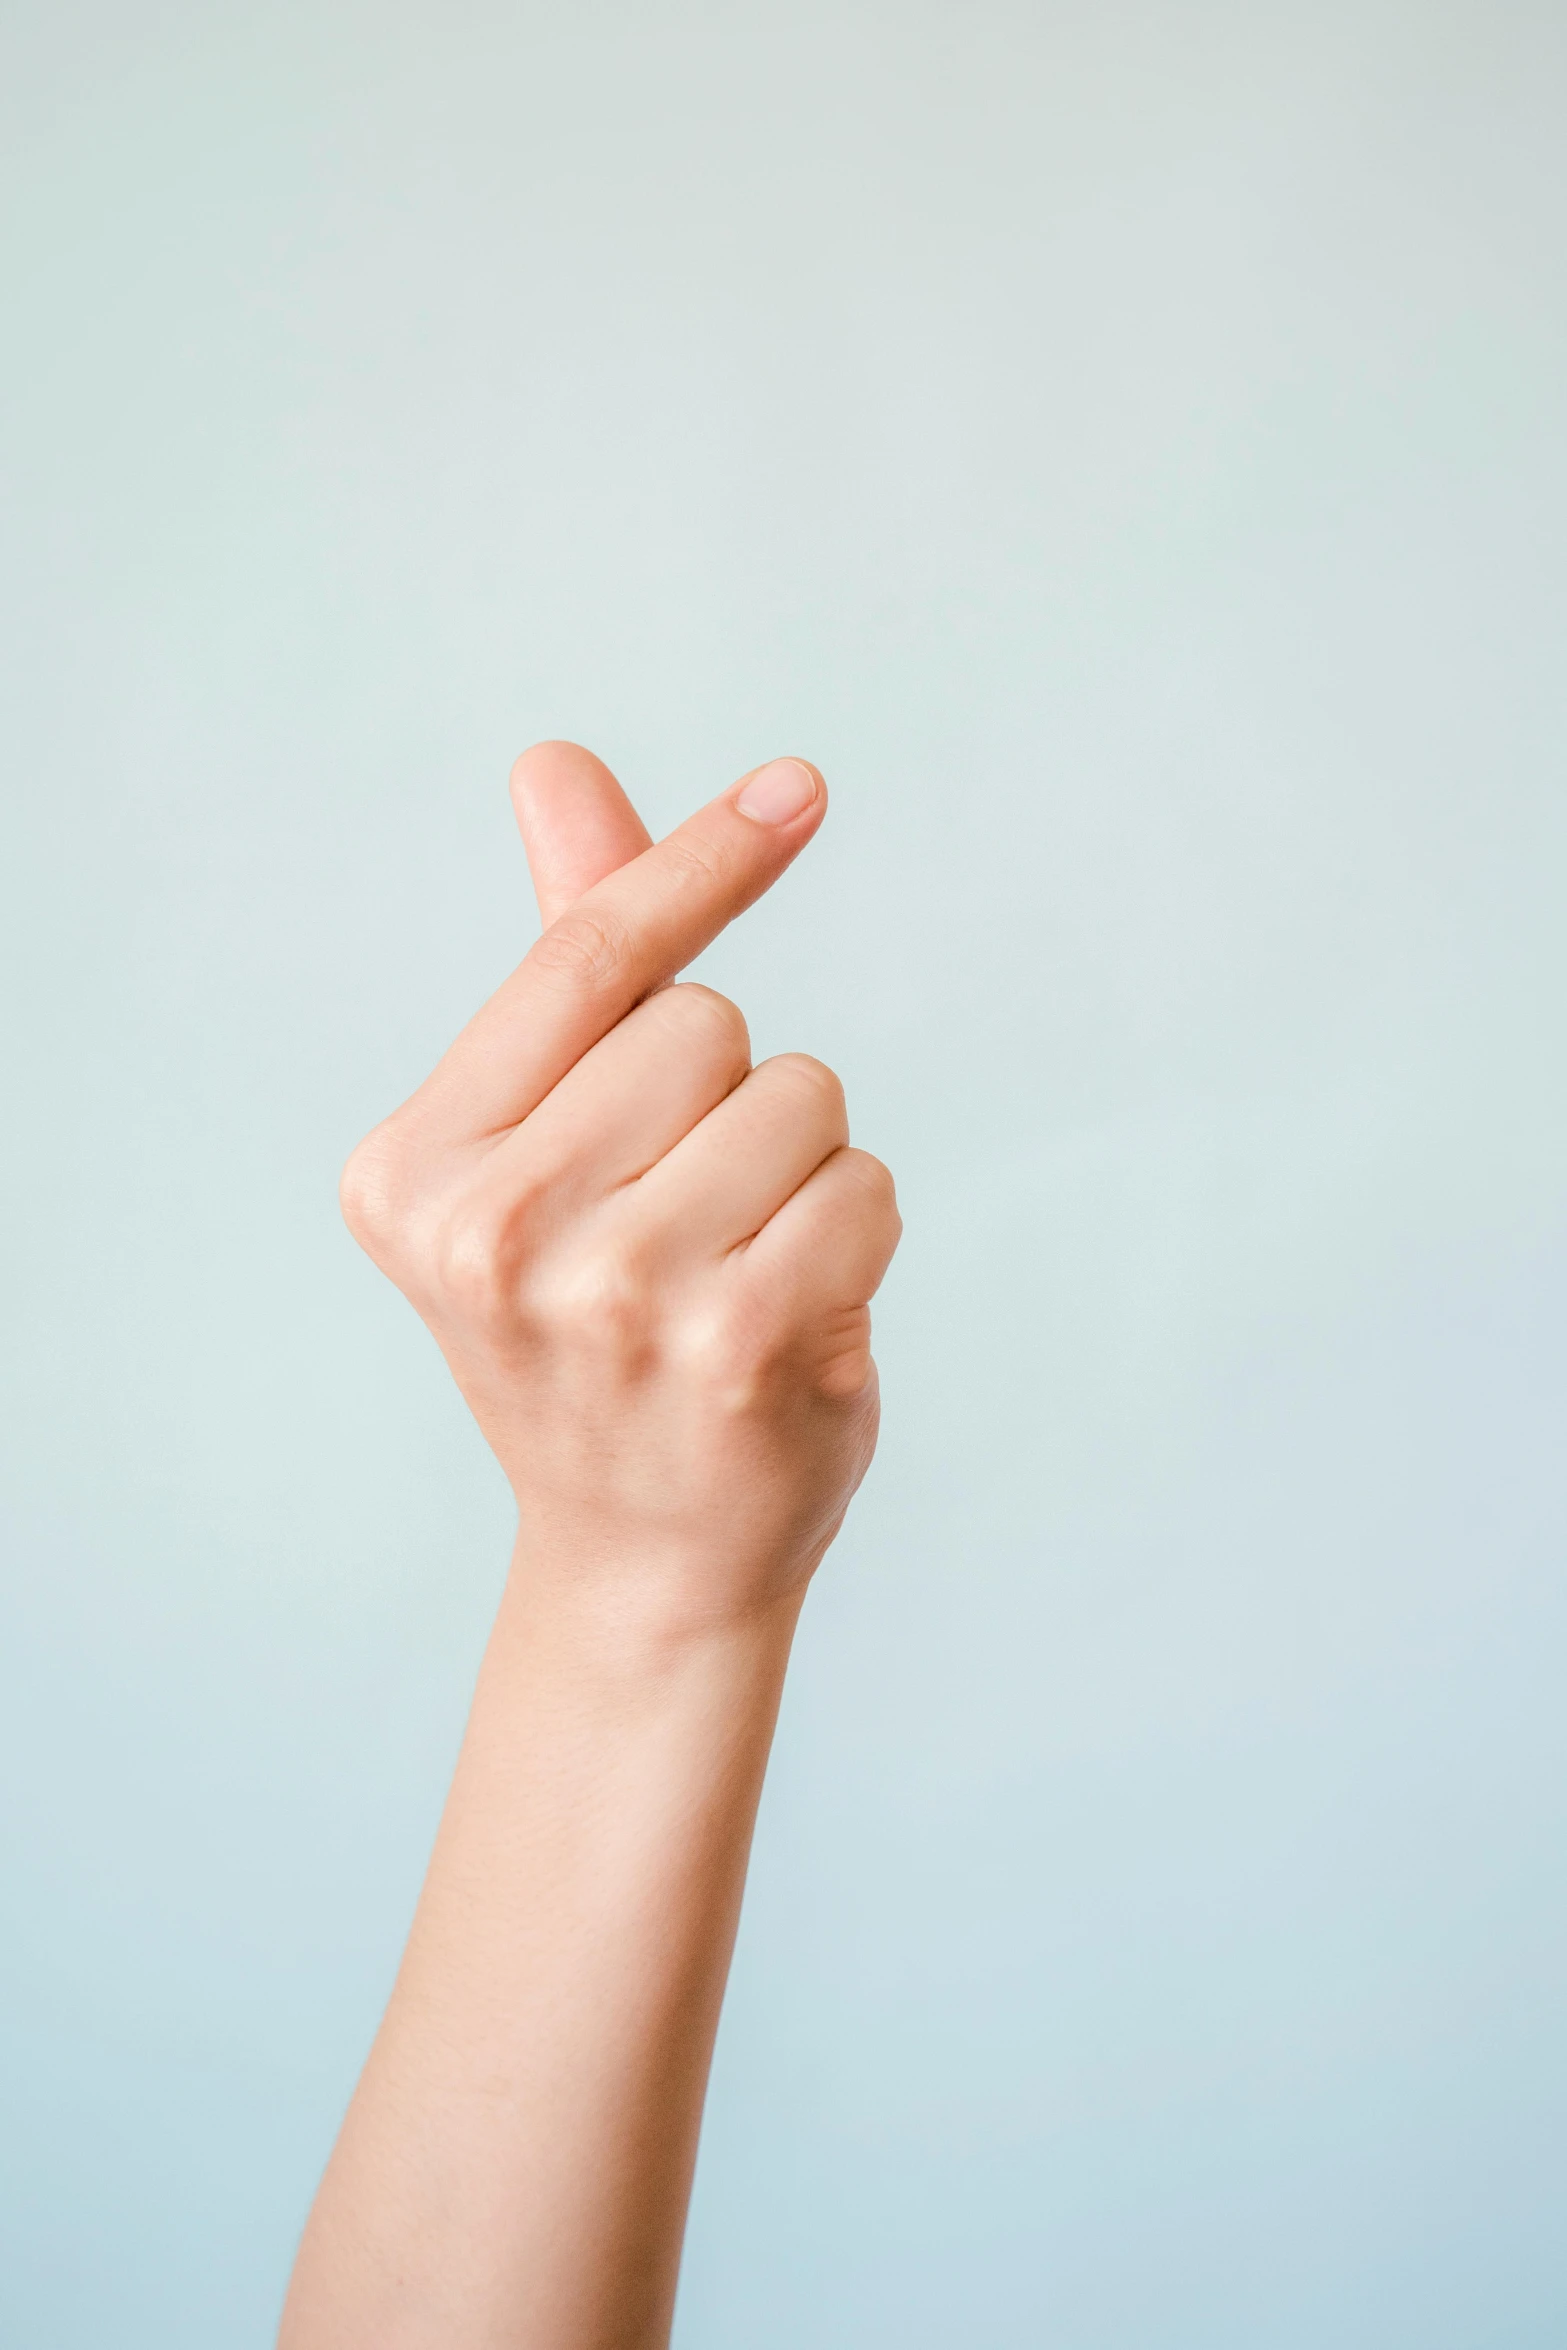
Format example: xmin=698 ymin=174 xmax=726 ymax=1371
xmin=410 ymin=756 xmax=825 ymax=1140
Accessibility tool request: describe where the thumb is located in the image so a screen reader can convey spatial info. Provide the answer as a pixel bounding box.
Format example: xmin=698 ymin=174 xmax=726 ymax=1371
xmin=509 ymin=741 xmax=654 ymax=927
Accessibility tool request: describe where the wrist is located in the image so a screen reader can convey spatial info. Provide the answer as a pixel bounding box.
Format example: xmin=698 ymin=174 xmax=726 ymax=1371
xmin=500 ymin=1526 xmax=812 ymax=1681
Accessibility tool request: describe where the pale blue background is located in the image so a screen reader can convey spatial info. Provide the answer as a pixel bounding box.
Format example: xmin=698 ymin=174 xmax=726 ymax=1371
xmin=3 ymin=4 xmax=1565 ymax=2343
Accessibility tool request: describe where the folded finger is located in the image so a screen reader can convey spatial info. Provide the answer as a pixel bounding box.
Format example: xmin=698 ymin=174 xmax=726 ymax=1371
xmin=740 ymin=1145 xmax=902 ymax=1311
xmin=484 ymin=984 xmax=751 ymax=1202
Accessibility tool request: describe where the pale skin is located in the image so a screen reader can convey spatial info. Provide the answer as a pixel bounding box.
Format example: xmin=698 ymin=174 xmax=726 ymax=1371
xmin=278 ymin=742 xmax=901 ymax=2350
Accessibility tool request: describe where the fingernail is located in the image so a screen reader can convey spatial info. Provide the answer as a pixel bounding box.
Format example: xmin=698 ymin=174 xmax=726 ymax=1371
xmin=734 ymin=758 xmax=818 ymax=826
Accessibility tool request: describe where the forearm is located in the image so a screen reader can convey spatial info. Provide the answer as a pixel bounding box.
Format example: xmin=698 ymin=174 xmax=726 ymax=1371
xmin=280 ymin=1547 xmax=801 ymax=2350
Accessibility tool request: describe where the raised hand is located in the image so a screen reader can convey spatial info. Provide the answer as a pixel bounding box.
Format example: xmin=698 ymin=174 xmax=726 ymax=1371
xmin=340 ymin=742 xmax=900 ymax=1629
xmin=281 ymin=746 xmax=899 ymax=2350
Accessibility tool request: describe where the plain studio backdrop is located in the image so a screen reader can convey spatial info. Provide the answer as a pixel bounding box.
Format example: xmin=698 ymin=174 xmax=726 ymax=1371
xmin=3 ymin=3 xmax=1565 ymax=2343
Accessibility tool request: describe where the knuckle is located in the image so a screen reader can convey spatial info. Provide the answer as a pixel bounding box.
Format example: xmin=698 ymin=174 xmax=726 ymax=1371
xmin=655 ymin=983 xmax=750 ymax=1063
xmin=818 ymin=1306 xmax=877 ymax=1403
xmin=433 ymin=1196 xmax=523 ymax=1324
xmin=843 ymin=1146 xmax=896 ymax=1204
xmin=339 ymin=1120 xmax=407 ymax=1256
xmin=527 ymin=905 xmax=629 ymax=995
xmin=842 ymin=1148 xmax=902 ymax=1231
xmin=661 ymin=831 xmax=728 ymax=894
xmin=533 ymin=1236 xmax=658 ymax=1369
xmin=770 ymin=1052 xmax=847 ymax=1123
xmin=429 ymin=1165 xmax=555 ymax=1324
xmin=676 ymin=1293 xmax=774 ymax=1403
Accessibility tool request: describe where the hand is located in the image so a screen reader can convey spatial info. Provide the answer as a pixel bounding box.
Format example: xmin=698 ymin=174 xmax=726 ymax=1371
xmin=339 ymin=743 xmax=901 ymax=1634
